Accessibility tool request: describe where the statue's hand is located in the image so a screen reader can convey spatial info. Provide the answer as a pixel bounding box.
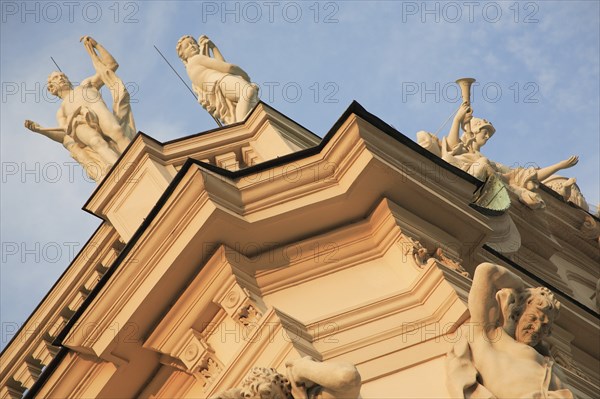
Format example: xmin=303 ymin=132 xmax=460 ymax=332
xmin=79 ymin=36 xmax=97 ymax=47
xmin=198 ymin=35 xmax=211 ymax=47
xmin=24 ymin=120 xmax=40 ymax=132
xmin=464 ymin=107 xmax=473 ymax=124
xmin=560 ymin=155 xmax=579 ymax=169
xmin=455 ymin=102 xmax=472 ymax=121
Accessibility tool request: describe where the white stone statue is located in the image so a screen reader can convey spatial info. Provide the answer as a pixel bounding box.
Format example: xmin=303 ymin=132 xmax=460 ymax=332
xmin=446 ymin=262 xmax=574 ymax=399
xmin=177 ymin=35 xmax=259 ymax=126
xmin=440 ymin=102 xmax=497 ymax=181
xmin=417 ymin=95 xmax=581 ymax=209
xmin=542 ymin=175 xmax=589 ymax=211
xmin=213 ymin=357 xmax=361 ymax=399
xmin=24 ymin=36 xmax=135 ymax=182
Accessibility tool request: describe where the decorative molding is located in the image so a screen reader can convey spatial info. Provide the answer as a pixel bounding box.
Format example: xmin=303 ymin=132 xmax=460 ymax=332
xmin=214 ymin=284 xmax=264 ymax=329
xmin=195 ymin=357 xmax=223 ymax=390
xmin=401 ymin=235 xmax=429 ymax=268
xmin=159 ymin=329 xmax=217 ymax=375
xmin=431 ymin=248 xmax=470 ymax=277
xmin=241 ymin=145 xmax=262 ymax=167
xmin=0 ymin=225 xmax=121 ymax=394
xmin=303 ymin=262 xmax=468 ymax=359
xmin=239 ymin=305 xmax=262 ymax=327
xmin=215 ymin=152 xmax=240 ymax=171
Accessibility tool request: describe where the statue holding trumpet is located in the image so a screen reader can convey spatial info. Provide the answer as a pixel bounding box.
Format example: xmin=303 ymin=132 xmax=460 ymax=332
xmin=417 ymin=78 xmax=582 ymax=209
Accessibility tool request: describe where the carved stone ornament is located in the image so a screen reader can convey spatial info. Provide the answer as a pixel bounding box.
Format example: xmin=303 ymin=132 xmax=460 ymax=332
xmin=198 ymin=357 xmax=223 ymax=389
xmin=542 ymin=175 xmax=589 ymax=211
xmin=416 ymin=78 xmax=585 ymax=211
xmin=401 ymin=236 xmax=469 ymax=277
xmin=168 ymin=329 xmax=215 ymax=374
xmin=213 ymin=357 xmax=361 ymax=399
xmin=24 ymin=36 xmax=135 ymax=182
xmin=446 ymin=263 xmax=575 ymax=399
xmin=177 ymin=35 xmax=259 ymax=126
xmin=431 ymin=248 xmax=470 ymax=278
xmin=402 ymin=236 xmax=429 ymax=267
xmin=239 ymin=305 xmax=262 ymax=326
xmin=215 ymin=284 xmax=265 ymax=328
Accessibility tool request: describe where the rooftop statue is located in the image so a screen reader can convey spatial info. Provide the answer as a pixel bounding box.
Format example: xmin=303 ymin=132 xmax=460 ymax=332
xmin=446 ymin=263 xmax=574 ymax=399
xmin=177 ymin=35 xmax=259 ymax=126
xmin=417 ymin=78 xmax=584 ymax=210
xmin=214 ymin=357 xmax=361 ymax=399
xmin=542 ymin=175 xmax=589 ymax=211
xmin=24 ymin=36 xmax=135 ymax=182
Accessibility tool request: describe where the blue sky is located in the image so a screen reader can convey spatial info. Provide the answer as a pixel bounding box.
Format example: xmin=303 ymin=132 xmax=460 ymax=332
xmin=1 ymin=1 xmax=599 ymax=350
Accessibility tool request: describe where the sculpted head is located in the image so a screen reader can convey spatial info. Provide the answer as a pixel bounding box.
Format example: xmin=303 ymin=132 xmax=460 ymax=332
xmin=47 ymin=71 xmax=72 ymax=96
xmin=177 ymin=35 xmax=199 ymax=62
xmin=507 ymin=287 xmax=561 ymax=347
xmin=470 ymin=117 xmax=495 ymax=148
xmin=215 ymin=367 xmax=293 ymax=399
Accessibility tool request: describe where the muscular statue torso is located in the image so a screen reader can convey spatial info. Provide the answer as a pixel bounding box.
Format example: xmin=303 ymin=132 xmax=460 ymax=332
xmin=58 ymin=84 xmax=108 ymax=124
xmin=471 ymin=329 xmax=562 ymax=398
xmin=185 ymin=55 xmax=229 ymax=92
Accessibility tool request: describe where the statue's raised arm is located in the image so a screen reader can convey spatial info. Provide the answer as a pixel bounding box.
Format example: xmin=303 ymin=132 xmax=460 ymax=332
xmin=468 ymin=262 xmax=525 ymax=333
xmin=80 ymin=36 xmax=118 ymax=90
xmin=177 ymin=35 xmax=259 ymax=125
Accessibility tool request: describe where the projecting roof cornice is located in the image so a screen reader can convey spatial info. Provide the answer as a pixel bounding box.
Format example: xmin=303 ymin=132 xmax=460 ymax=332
xmin=59 ymin=101 xmax=494 ymax=361
xmin=82 ymin=101 xmax=486 ymax=241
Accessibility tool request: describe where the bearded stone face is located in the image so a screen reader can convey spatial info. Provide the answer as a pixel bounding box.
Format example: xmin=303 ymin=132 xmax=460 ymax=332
xmin=47 ymin=72 xmax=72 ymax=96
xmin=514 ymin=305 xmax=552 ymax=347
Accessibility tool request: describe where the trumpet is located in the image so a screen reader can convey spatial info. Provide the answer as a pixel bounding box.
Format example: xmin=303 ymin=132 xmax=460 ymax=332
xmin=456 ymin=77 xmax=475 ymax=135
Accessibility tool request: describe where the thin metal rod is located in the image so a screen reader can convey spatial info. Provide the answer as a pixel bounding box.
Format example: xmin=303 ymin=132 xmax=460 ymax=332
xmin=153 ymin=45 xmax=223 ymax=128
xmin=50 ymin=57 xmax=62 ymax=72
xmin=433 ymin=105 xmax=459 ymax=136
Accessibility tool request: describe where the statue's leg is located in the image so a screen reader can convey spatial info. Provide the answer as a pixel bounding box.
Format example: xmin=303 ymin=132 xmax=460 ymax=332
xmin=64 ymin=139 xmax=106 ymax=181
xmin=96 ymin=111 xmax=131 ymax=153
xmin=220 ymin=76 xmax=259 ymax=122
xmin=75 ymin=125 xmax=120 ymax=165
xmin=237 ymin=82 xmax=259 ymax=121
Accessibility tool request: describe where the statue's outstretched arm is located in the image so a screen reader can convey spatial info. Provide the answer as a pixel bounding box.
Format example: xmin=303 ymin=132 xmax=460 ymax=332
xmin=197 ymin=36 xmax=251 ymax=81
xmin=286 ymin=357 xmax=361 ymax=399
xmin=191 ymin=54 xmax=250 ymax=81
xmin=24 ymin=120 xmax=66 ymax=143
xmin=536 ymin=156 xmax=579 ymax=182
xmin=468 ymin=263 xmax=524 ymax=328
